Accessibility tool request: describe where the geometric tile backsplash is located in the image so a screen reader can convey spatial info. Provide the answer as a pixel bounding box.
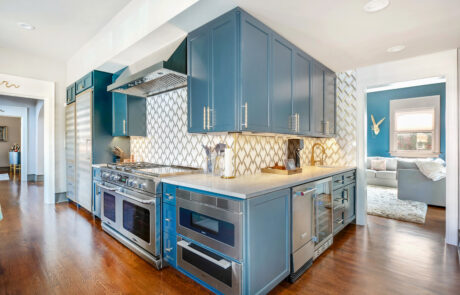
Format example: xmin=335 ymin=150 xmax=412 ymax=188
xmin=131 ymin=71 xmax=357 ymax=176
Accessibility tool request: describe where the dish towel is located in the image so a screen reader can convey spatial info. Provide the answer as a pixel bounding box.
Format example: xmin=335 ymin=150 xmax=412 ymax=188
xmin=415 ymin=160 xmax=446 ymax=181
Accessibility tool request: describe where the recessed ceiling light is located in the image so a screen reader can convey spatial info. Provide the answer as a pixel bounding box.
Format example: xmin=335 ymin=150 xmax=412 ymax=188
xmin=363 ymin=0 xmax=390 ymax=13
xmin=387 ymin=45 xmax=406 ymax=53
xmin=17 ymin=22 xmax=35 ymax=30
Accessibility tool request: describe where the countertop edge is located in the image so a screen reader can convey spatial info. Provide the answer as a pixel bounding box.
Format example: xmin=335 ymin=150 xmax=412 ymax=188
xmin=161 ymin=167 xmax=356 ymax=199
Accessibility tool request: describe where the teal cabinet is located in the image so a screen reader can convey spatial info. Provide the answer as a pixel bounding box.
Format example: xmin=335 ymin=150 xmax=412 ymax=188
xmin=311 ymin=62 xmax=336 ymax=136
xmin=75 ymin=72 xmax=93 ymax=94
xmin=187 ymin=7 xmax=335 ymax=136
xmin=332 ymin=170 xmax=356 ymax=235
xmin=66 ymin=83 xmax=76 ymax=104
xmin=162 ymin=183 xmax=178 ymax=267
xmin=111 ymin=70 xmax=146 ymax=137
xmin=271 ymin=34 xmax=293 ymax=134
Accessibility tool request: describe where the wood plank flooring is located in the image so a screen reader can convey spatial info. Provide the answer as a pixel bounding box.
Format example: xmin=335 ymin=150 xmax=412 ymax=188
xmin=0 ymin=177 xmax=458 ymax=294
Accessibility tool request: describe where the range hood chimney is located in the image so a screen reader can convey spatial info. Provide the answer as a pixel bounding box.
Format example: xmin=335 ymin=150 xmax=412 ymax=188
xmin=107 ymin=38 xmax=187 ymax=97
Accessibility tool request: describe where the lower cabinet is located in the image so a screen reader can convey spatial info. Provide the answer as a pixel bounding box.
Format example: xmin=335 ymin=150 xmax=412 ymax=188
xmin=332 ymin=171 xmax=356 ymax=236
xmin=162 ymin=183 xmax=177 ymax=268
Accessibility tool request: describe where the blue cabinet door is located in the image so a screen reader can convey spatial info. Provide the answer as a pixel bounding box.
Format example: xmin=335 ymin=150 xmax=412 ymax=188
xmin=293 ymin=50 xmax=311 ymax=135
xmin=271 ymin=34 xmax=294 ymax=134
xmin=112 ymin=92 xmax=127 ymax=136
xmin=188 ymin=28 xmax=210 ymax=133
xmin=311 ymin=62 xmax=324 ymax=135
xmin=324 ymin=70 xmax=336 ymax=136
xmin=240 ymin=13 xmax=271 ymax=132
xmin=210 ymin=12 xmax=238 ymax=132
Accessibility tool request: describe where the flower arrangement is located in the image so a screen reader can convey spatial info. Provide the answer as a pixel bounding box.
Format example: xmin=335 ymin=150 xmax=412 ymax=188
xmin=10 ymin=144 xmax=20 ymax=152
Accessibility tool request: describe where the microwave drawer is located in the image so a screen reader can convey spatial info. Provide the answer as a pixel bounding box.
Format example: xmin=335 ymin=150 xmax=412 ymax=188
xmin=177 ymin=237 xmax=241 ymax=295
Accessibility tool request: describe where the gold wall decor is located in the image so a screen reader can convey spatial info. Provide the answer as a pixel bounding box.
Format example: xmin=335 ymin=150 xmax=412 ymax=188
xmin=0 ymin=81 xmax=20 ymax=89
xmin=370 ymin=114 xmax=385 ymax=135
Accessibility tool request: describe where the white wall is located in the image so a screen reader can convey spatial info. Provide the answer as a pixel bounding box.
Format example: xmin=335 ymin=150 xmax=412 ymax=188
xmin=356 ymin=49 xmax=459 ymax=246
xmin=36 ymin=102 xmax=44 ymax=175
xmin=0 ymin=116 xmax=21 ymax=167
xmin=0 ymin=48 xmax=66 ymax=192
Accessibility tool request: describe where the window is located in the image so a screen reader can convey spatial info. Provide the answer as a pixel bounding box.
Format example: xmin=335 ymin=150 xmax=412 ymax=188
xmin=390 ymin=96 xmax=440 ymax=157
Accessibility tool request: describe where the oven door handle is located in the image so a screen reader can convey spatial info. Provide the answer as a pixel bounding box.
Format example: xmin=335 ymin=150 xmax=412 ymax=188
xmin=116 ymin=191 xmax=156 ymax=205
xmin=177 ymin=240 xmax=231 ymax=269
xmin=96 ymin=183 xmax=117 ymax=191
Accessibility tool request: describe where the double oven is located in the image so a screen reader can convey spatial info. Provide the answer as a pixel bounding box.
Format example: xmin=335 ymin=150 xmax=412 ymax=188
xmin=176 ymin=189 xmax=243 ymax=295
xmin=98 ymin=169 xmax=162 ymax=268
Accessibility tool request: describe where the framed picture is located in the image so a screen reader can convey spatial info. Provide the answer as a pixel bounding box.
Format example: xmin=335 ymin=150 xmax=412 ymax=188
xmin=0 ymin=126 xmax=8 ymax=141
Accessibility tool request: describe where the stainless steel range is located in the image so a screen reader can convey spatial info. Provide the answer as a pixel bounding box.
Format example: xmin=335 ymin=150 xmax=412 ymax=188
xmin=98 ymin=162 xmax=200 ymax=269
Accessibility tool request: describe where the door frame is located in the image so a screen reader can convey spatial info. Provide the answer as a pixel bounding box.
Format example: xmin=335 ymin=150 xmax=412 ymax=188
xmin=355 ymin=50 xmax=459 ymax=246
xmin=0 ymin=73 xmax=55 ymax=203
xmin=0 ymin=105 xmax=28 ymax=182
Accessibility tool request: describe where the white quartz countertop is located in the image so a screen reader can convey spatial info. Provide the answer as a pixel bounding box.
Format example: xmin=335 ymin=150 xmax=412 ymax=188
xmin=161 ymin=166 xmax=356 ymax=199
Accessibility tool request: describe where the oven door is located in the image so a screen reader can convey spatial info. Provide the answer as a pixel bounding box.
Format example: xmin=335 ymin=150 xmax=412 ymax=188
xmin=118 ymin=189 xmax=159 ymax=257
xmin=177 ymin=194 xmax=242 ymax=261
xmin=177 ymin=236 xmax=241 ymax=295
xmin=99 ymin=182 xmax=121 ymax=231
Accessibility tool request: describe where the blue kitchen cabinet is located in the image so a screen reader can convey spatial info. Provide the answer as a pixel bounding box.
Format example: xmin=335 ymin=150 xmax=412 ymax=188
xmin=111 ymin=70 xmax=146 ymax=136
xmin=75 ymin=72 xmax=93 ymax=94
xmin=311 ymin=62 xmax=336 ymax=137
xmin=162 ymin=183 xmax=177 ymax=267
xmin=293 ymin=50 xmax=312 ymax=134
xmin=271 ymin=33 xmax=294 ymax=134
xmin=187 ymin=8 xmax=271 ymax=133
xmin=172 ymin=185 xmax=290 ymax=295
xmin=66 ymin=83 xmax=76 ymax=104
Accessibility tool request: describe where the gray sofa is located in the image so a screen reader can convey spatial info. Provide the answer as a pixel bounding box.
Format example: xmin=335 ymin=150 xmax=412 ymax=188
xmin=366 ymin=157 xmax=398 ymax=188
xmin=397 ymin=159 xmax=446 ymax=207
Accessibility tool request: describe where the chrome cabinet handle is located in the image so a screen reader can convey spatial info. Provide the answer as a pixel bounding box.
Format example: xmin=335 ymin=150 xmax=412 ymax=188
xmin=296 ymin=113 xmax=300 ymax=132
xmin=207 ymin=106 xmax=213 ymax=129
xmin=165 ymin=247 xmax=173 ymax=252
xmin=335 ymin=218 xmax=344 ymax=224
xmin=165 ymin=218 xmax=171 ymax=222
xmin=203 ymin=106 xmax=206 ymax=130
xmin=295 ymin=188 xmax=316 ymax=197
xmin=241 ymin=102 xmax=248 ymax=128
xmin=165 ymin=193 xmax=174 ymax=200
xmin=177 ymin=240 xmax=231 ymax=269
xmin=123 ymin=119 xmax=126 ymax=135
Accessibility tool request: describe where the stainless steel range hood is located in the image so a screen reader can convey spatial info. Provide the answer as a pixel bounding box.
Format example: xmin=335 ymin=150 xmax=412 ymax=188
xmin=107 ymin=38 xmax=187 ymax=97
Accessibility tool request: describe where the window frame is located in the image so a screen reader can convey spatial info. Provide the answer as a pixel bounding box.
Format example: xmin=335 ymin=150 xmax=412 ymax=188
xmin=389 ymin=96 xmax=441 ymax=158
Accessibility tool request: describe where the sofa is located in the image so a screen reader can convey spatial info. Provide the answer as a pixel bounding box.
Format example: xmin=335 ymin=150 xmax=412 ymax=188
xmin=366 ymin=157 xmax=398 ymax=188
xmin=397 ymin=159 xmax=446 ymax=207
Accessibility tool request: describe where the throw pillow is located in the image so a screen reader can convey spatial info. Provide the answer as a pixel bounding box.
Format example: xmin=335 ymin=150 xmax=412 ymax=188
xmin=371 ymin=159 xmax=386 ymax=171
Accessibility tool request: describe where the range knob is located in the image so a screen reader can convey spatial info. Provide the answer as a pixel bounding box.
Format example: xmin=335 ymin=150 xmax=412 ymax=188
xmin=102 ymin=172 xmax=110 ymax=178
xmin=139 ymin=182 xmax=147 ymax=190
xmin=111 ymin=174 xmax=120 ymax=181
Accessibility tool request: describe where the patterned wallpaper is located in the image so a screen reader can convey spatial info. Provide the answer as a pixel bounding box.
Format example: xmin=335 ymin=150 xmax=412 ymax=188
xmin=131 ymin=71 xmax=357 ymax=176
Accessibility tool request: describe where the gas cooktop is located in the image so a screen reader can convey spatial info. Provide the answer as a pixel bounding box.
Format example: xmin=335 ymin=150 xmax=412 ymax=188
xmin=105 ymin=162 xmax=201 ymax=178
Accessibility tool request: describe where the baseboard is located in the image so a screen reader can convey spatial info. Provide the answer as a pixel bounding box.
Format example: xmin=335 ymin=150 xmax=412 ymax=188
xmin=55 ymin=192 xmax=68 ymax=203
xmin=27 ymin=174 xmax=44 ymax=182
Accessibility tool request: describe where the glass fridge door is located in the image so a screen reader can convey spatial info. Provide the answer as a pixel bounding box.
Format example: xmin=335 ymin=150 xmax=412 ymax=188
xmin=314 ymin=180 xmax=333 ymax=247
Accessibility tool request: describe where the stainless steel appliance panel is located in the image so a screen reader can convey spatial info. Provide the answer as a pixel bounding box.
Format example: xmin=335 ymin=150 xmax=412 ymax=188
xmin=176 ymin=189 xmax=243 ymax=261
xmin=177 ymin=237 xmax=241 ymax=295
xmin=75 ymin=89 xmax=93 ymax=211
xmin=65 ymin=103 xmax=76 ymax=201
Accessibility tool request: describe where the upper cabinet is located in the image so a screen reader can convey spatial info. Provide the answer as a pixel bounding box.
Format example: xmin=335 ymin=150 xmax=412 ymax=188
xmin=66 ymin=83 xmax=76 ymax=104
xmin=187 ymin=7 xmax=336 ymax=137
xmin=111 ymin=69 xmax=146 ymax=137
xmin=311 ymin=63 xmax=336 ymax=136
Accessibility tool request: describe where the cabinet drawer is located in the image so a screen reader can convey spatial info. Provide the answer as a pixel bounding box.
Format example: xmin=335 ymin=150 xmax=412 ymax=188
xmin=75 ymin=72 xmax=93 ymax=94
xmin=163 ymin=184 xmax=176 ymax=205
xmin=332 ymin=174 xmax=345 ymax=189
xmin=162 ymin=202 xmax=176 ymax=234
xmin=163 ymin=231 xmax=177 ymax=268
xmin=344 ymin=171 xmax=356 ymax=185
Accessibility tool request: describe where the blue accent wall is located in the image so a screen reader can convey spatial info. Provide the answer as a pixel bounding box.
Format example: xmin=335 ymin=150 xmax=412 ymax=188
xmin=367 ymin=83 xmax=446 ymax=159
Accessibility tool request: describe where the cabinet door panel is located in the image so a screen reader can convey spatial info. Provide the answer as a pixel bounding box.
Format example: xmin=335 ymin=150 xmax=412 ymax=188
xmin=345 ymin=182 xmax=356 ymax=223
xmin=271 ymin=36 xmax=293 ymax=134
xmin=324 ymin=70 xmax=336 ymax=135
xmin=311 ymin=63 xmax=324 ymax=134
xmin=112 ymin=92 xmax=127 ymax=136
xmin=188 ymin=30 xmax=210 ymax=133
xmin=293 ymin=51 xmax=311 ymax=134
xmin=211 ymin=14 xmax=237 ymax=132
xmin=241 ymin=15 xmax=271 ymax=132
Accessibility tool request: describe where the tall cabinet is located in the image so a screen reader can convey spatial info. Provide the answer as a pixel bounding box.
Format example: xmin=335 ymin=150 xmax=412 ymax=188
xmin=65 ymin=71 xmax=130 ymax=212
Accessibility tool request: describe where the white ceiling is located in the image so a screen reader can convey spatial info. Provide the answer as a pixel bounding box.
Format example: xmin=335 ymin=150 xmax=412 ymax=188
xmin=0 ymin=0 xmax=131 ymax=61
xmin=234 ymin=0 xmax=460 ymax=71
xmin=1 ymin=0 xmax=459 ymax=71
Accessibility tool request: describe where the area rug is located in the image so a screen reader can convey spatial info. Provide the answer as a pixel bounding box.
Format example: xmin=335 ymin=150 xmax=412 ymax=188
xmin=0 ymin=174 xmax=9 ymax=181
xmin=367 ymin=185 xmax=428 ymax=224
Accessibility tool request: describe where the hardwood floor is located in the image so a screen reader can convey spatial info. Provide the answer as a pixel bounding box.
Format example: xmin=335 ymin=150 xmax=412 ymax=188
xmin=0 ymin=179 xmax=459 ymax=294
